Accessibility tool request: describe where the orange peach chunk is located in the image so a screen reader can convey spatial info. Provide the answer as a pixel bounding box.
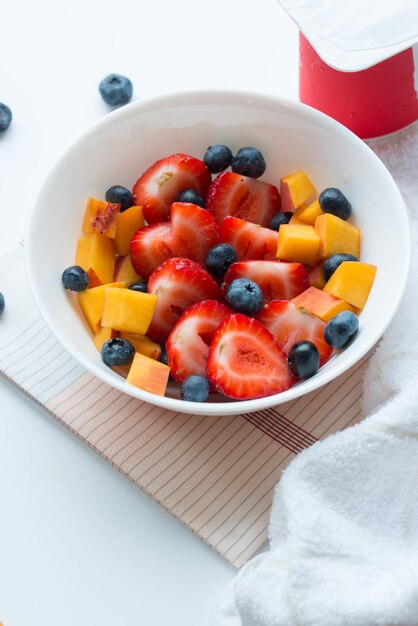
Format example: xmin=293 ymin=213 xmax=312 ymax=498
xmin=277 ymin=224 xmax=320 ymax=266
xmin=76 ymin=233 xmax=115 ymax=285
xmin=127 ymin=352 xmax=170 ymax=396
xmin=87 ymin=268 xmax=103 ymax=288
xmin=296 ymin=199 xmax=324 ymax=225
xmin=93 ymin=327 xmax=117 ymax=351
xmin=280 ymin=170 xmax=317 ymax=212
xmin=113 ymin=254 xmax=144 ymax=284
xmin=82 ymin=197 xmax=120 ymax=239
xmin=323 ymin=261 xmax=377 ymax=310
xmin=315 ymin=213 xmax=360 ymax=259
xmin=307 ymin=262 xmax=326 ymax=290
xmin=292 ymin=286 xmax=357 ymax=322
xmin=77 ymin=282 xmax=126 ymax=333
xmin=101 ymin=288 xmax=157 ymax=334
xmin=119 ymin=333 xmax=161 ymax=360
xmin=114 ymin=205 xmax=145 ymax=256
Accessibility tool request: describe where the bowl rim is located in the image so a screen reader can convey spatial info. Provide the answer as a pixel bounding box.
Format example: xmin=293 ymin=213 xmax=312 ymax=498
xmin=25 ymin=87 xmax=411 ymax=416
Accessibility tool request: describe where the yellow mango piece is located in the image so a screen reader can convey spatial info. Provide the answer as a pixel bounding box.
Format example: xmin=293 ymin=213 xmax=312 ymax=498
xmin=76 ymin=233 xmax=115 ymax=285
xmin=114 ymin=205 xmax=145 ymax=256
xmin=324 ymin=261 xmax=377 ymax=310
xmin=315 ymin=213 xmax=360 ymax=259
xmin=101 ymin=288 xmax=157 ymax=334
xmin=77 ymin=282 xmax=126 ymax=333
xmin=93 ymin=327 xmax=117 ymax=351
xmin=296 ymin=199 xmax=324 ymax=225
xmin=289 ymin=213 xmax=307 ymax=225
xmin=113 ymin=254 xmax=143 ymax=284
xmin=119 ymin=333 xmax=161 ymax=360
xmin=292 ymin=286 xmax=357 ymax=322
xmin=277 ymin=224 xmax=320 ymax=266
xmin=82 ymin=197 xmax=120 ymax=239
xmin=127 ymin=352 xmax=170 ymax=396
xmin=280 ymin=170 xmax=317 ymax=212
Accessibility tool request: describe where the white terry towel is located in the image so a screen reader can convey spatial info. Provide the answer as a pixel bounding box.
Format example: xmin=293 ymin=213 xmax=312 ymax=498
xmin=215 ymin=124 xmax=418 ymax=626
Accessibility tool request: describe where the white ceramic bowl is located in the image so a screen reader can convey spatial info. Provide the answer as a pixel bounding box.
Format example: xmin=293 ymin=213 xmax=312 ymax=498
xmin=26 ymin=89 xmax=410 ymax=416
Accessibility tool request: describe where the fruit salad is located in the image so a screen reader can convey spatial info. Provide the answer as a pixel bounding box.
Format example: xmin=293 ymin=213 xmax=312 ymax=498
xmin=62 ymin=145 xmax=377 ymax=403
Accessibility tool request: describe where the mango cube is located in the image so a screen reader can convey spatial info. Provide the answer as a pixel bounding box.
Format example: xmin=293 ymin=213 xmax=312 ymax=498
xmin=280 ymin=170 xmax=317 ymax=212
xmin=307 ymin=262 xmax=326 ymax=290
xmin=82 ymin=197 xmax=120 ymax=239
xmin=292 ymin=286 xmax=357 ymax=322
xmin=93 ymin=327 xmax=117 ymax=351
xmin=323 ymin=261 xmax=377 ymax=310
xmin=315 ymin=213 xmax=360 ymax=259
xmin=289 ymin=213 xmax=307 ymax=225
xmin=127 ymin=352 xmax=170 ymax=396
xmin=119 ymin=333 xmax=161 ymax=360
xmin=76 ymin=233 xmax=115 ymax=285
xmin=277 ymin=224 xmax=320 ymax=266
xmin=101 ymin=288 xmax=157 ymax=334
xmin=114 ymin=205 xmax=145 ymax=256
xmin=77 ymin=282 xmax=126 ymax=333
xmin=113 ymin=254 xmax=143 ymax=284
xmin=296 ymin=199 xmax=324 ymax=225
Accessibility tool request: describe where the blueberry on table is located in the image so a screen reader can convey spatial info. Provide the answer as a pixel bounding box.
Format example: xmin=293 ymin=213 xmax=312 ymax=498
xmin=231 ymin=147 xmax=266 ymax=179
xmin=324 ymin=311 xmax=359 ymax=349
xmin=226 ymin=278 xmax=263 ymax=316
xmin=105 ymin=185 xmax=134 ymax=212
xmin=101 ymin=338 xmax=135 ymax=366
xmin=206 ymin=243 xmax=237 ymax=277
xmin=128 ymin=282 xmax=148 ymax=293
xmin=99 ymin=74 xmax=133 ymax=106
xmin=181 ymin=375 xmax=210 ymax=402
xmin=62 ymin=266 xmax=89 ymax=291
xmin=287 ymin=341 xmax=320 ymax=379
xmin=323 ymin=253 xmax=359 ymax=282
xmin=0 ymin=292 xmax=5 ymax=314
xmin=319 ymin=188 xmax=352 ymax=221
xmin=204 ymin=145 xmax=233 ymax=174
xmin=269 ymin=211 xmax=293 ymax=231
xmin=177 ymin=188 xmax=206 ymax=208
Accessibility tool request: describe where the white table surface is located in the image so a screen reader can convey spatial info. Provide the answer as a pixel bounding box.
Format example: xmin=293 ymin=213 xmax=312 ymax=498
xmin=0 ymin=1 xmax=298 ymax=623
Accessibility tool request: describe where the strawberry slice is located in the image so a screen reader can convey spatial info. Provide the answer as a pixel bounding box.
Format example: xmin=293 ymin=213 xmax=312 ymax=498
xmin=219 ymin=216 xmax=277 ymax=261
xmin=130 ymin=222 xmax=175 ymax=279
xmin=166 ymin=300 xmax=232 ymax=382
xmin=207 ymin=314 xmax=295 ymax=399
xmin=170 ymin=202 xmax=219 ymax=265
xmin=132 ymin=153 xmax=212 ymax=223
xmin=147 ymin=258 xmax=224 ymax=343
xmin=257 ymin=300 xmax=333 ymax=366
xmin=206 ymin=171 xmax=281 ymax=226
xmin=224 ymin=261 xmax=309 ymax=304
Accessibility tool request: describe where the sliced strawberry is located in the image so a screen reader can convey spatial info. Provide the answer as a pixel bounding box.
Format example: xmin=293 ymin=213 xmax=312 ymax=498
xmin=219 ymin=216 xmax=277 ymax=261
xmin=147 ymin=258 xmax=224 ymax=343
xmin=130 ymin=222 xmax=175 ymax=279
xmin=206 ymin=171 xmax=280 ymax=226
xmin=257 ymin=300 xmax=333 ymax=366
xmin=224 ymin=261 xmax=309 ymax=304
xmin=132 ymin=153 xmax=212 ymax=223
xmin=166 ymin=300 xmax=232 ymax=382
xmin=170 ymin=202 xmax=219 ymax=265
xmin=207 ymin=314 xmax=295 ymax=399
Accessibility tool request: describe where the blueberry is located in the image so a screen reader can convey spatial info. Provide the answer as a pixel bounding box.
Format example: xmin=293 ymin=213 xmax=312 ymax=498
xmin=101 ymin=338 xmax=135 ymax=366
xmin=203 ymin=145 xmax=233 ymax=173
xmin=62 ymin=266 xmax=89 ymax=291
xmin=0 ymin=292 xmax=5 ymax=314
xmin=231 ymin=147 xmax=266 ymax=179
xmin=287 ymin=341 xmax=319 ymax=379
xmin=105 ymin=185 xmax=134 ymax=212
xmin=177 ymin=188 xmax=206 ymax=208
xmin=319 ymin=188 xmax=352 ymax=221
xmin=128 ymin=282 xmax=148 ymax=293
xmin=324 ymin=311 xmax=359 ymax=349
xmin=181 ymin=375 xmax=210 ymax=402
xmin=323 ymin=254 xmax=359 ymax=282
xmin=160 ymin=344 xmax=168 ymax=365
xmin=269 ymin=211 xmax=293 ymax=231
xmin=206 ymin=243 xmax=237 ymax=277
xmin=0 ymin=103 xmax=12 ymax=132
xmin=226 ymin=278 xmax=263 ymax=316
xmin=99 ymin=74 xmax=133 ymax=106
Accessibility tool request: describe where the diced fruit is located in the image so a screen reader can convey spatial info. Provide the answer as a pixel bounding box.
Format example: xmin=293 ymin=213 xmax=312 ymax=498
xmin=292 ymin=286 xmax=357 ymax=322
xmin=132 ymin=153 xmax=211 ymax=223
xmin=207 ymin=314 xmax=295 ymax=400
xmin=130 ymin=222 xmax=174 ymax=279
xmin=231 ymin=147 xmax=266 ymax=179
xmin=323 ymin=253 xmax=358 ymax=282
xmin=147 ymin=258 xmax=224 ymax=343
xmin=269 ymin=211 xmax=293 ymax=231
xmin=287 ymin=341 xmax=319 ymax=379
xmin=101 ymin=337 xmax=135 ymax=366
xmin=169 ymin=202 xmax=219 ymax=265
xmin=113 ymin=254 xmax=143 ymax=284
xmin=324 ymin=311 xmax=359 ymax=349
xmin=119 ymin=333 xmax=161 ymax=360
xmin=205 ymin=243 xmax=238 ymax=277
xmin=280 ymin=170 xmax=316 ymax=212
xmin=224 ymin=260 xmax=309 ymax=304
xmin=87 ymin=268 xmax=103 ymax=288
xmin=166 ymin=300 xmax=232 ymax=382
xmin=206 ymin=171 xmax=281 ymax=226
xmin=93 ymin=327 xmax=117 ymax=351
xmin=82 ymin=197 xmax=120 ymax=239
xmin=62 ymin=265 xmax=89 ymax=292
xmin=307 ymin=262 xmax=325 ymax=289
xmin=77 ymin=282 xmax=125 ymax=333
xmin=99 ymin=73 xmax=133 ymax=106
xmin=181 ymin=375 xmax=210 ymax=402
xmin=323 ymin=261 xmax=377 ymax=310
xmin=315 ymin=213 xmax=360 ymax=259
xmin=319 ymin=187 xmax=352 ymax=221
xmin=114 ymin=205 xmax=145 ymax=256
xmin=277 ymin=224 xmax=320 ymax=266
xmin=101 ymin=287 xmax=157 ymax=334
xmin=204 ymin=145 xmax=233 ymax=174
xmin=128 ymin=282 xmax=148 ymax=293
xmin=219 ymin=216 xmax=277 ymax=261
xmin=76 ymin=233 xmax=115 ymax=285
xmin=289 ymin=213 xmax=308 ymax=225
xmin=257 ymin=300 xmax=332 ymax=366
xmin=177 ymin=188 xmax=205 ymax=207
xmin=127 ymin=352 xmax=170 ymax=396
xmin=294 ymin=199 xmax=323 ymax=225
xmin=105 ymin=185 xmax=134 ymax=212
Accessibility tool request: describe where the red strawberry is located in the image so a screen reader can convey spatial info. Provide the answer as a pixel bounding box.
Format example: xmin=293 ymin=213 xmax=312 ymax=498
xmin=147 ymin=258 xmax=224 ymax=343
xmin=130 ymin=222 xmax=175 ymax=279
xmin=224 ymin=261 xmax=309 ymax=304
xmin=206 ymin=171 xmax=281 ymax=226
xmin=132 ymin=153 xmax=212 ymax=224
xmin=219 ymin=216 xmax=277 ymax=261
xmin=207 ymin=314 xmax=295 ymax=400
xmin=170 ymin=202 xmax=219 ymax=265
xmin=166 ymin=300 xmax=232 ymax=382
xmin=257 ymin=300 xmax=333 ymax=365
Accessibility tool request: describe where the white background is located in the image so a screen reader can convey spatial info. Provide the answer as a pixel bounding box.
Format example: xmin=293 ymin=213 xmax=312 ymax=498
xmin=0 ymin=1 xmax=298 ymax=624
